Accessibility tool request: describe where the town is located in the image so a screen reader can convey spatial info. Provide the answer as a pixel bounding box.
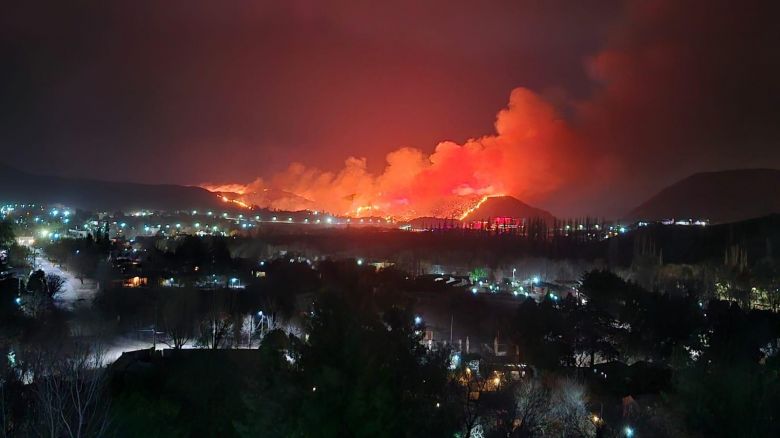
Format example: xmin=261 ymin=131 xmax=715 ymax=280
xmin=1 ymin=198 xmax=779 ymax=436
xmin=2 ymin=0 xmax=780 ymax=436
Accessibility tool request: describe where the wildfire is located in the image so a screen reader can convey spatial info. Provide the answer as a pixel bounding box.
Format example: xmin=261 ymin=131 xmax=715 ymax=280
xmin=194 ymin=87 xmax=576 ymax=220
xmin=202 ymin=183 xmax=250 ymax=195
xmin=352 ymin=204 xmax=381 ymax=217
xmin=458 ymin=194 xmax=501 ymax=221
xmin=218 ymin=194 xmax=251 ymax=209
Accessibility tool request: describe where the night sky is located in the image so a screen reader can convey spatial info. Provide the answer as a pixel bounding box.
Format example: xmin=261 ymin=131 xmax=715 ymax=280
xmin=2 ymin=0 xmax=779 ymax=216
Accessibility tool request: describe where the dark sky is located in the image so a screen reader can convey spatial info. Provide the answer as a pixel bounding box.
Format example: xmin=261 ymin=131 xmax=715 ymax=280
xmin=2 ymin=0 xmax=779 ymax=216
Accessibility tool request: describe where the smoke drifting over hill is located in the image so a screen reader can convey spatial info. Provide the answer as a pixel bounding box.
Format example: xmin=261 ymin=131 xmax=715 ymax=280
xmin=4 ymin=1 xmax=780 ymax=217
xmin=199 ymin=0 xmax=780 ymax=218
xmin=202 ymin=88 xmax=582 ymax=218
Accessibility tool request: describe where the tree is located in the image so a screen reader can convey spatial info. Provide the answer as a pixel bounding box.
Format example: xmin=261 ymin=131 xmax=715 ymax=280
xmin=159 ymin=289 xmax=197 ymax=349
xmin=565 ymin=299 xmax=619 ymax=367
xmin=197 ymin=290 xmax=239 ymax=349
xmin=293 ymin=293 xmax=457 ymax=437
xmin=23 ymin=270 xmax=53 ymax=317
xmin=452 ymin=361 xmax=493 ymax=438
xmin=512 ymin=377 xmax=553 ymax=436
xmin=469 ymin=375 xmax=597 ymax=438
xmin=548 ymin=379 xmax=596 ymax=437
xmin=29 ymin=344 xmax=112 ymax=438
xmin=0 ymin=221 xmax=14 ymax=249
xmin=45 ymin=274 xmax=66 ymax=299
xmin=512 ymin=299 xmax=573 ymax=370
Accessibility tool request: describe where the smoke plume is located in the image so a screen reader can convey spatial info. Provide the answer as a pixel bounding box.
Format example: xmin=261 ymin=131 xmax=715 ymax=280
xmin=202 ymin=88 xmax=581 ymax=218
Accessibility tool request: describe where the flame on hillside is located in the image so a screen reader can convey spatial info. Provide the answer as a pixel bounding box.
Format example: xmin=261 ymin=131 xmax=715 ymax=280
xmin=458 ymin=195 xmax=503 ymax=220
xmin=218 ymin=194 xmax=250 ymax=209
xmin=200 ymin=87 xmax=580 ymax=219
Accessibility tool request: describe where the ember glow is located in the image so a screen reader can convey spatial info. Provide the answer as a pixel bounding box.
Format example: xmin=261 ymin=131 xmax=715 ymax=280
xmin=217 ymin=194 xmax=250 ymax=209
xmin=201 ymin=88 xmax=579 ymax=219
xmin=458 ymin=195 xmax=503 ymax=221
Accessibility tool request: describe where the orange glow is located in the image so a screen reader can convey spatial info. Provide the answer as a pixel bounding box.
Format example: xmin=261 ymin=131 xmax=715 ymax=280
xmin=458 ymin=194 xmax=503 ymax=220
xmin=217 ymin=194 xmax=251 ymax=209
xmin=198 ymin=87 xmax=580 ymax=219
xmin=202 ymin=183 xmax=249 ymax=195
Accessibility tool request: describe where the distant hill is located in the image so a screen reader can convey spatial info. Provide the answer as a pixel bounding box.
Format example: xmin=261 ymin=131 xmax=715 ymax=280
xmin=0 ymin=163 xmax=235 ymax=212
xmin=462 ymin=195 xmax=554 ymax=222
xmin=628 ymin=169 xmax=780 ymax=223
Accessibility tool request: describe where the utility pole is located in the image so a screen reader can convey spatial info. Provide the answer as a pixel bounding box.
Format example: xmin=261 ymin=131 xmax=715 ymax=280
xmin=248 ymin=313 xmax=253 ymax=348
xmin=449 ymin=314 xmax=453 ymax=344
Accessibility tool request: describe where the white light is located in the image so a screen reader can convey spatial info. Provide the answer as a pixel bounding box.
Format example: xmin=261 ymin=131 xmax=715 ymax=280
xmin=471 ymin=287 xmax=478 ymax=294
xmin=357 ymin=259 xmax=364 ymax=266
xmin=414 ymin=316 xmax=422 ymax=325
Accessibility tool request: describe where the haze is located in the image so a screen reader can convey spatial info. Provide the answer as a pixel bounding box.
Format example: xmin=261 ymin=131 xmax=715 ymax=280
xmin=2 ymin=0 xmax=779 ymax=217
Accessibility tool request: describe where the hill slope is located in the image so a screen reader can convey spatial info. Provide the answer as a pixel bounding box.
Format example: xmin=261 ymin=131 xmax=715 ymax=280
xmin=462 ymin=195 xmax=554 ymax=221
xmin=628 ymin=169 xmax=780 ymax=223
xmin=0 ymin=163 xmax=233 ymax=212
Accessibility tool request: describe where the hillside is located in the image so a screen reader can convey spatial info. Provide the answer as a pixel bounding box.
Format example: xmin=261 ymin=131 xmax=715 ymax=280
xmin=462 ymin=195 xmax=554 ymax=221
xmin=628 ymin=169 xmax=780 ymax=223
xmin=0 ymin=163 xmax=236 ymax=212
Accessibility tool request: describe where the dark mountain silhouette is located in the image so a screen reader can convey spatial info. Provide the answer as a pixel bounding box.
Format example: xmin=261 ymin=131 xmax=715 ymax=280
xmin=462 ymin=195 xmax=554 ymax=221
xmin=0 ymin=163 xmax=236 ymax=212
xmin=628 ymin=169 xmax=780 ymax=223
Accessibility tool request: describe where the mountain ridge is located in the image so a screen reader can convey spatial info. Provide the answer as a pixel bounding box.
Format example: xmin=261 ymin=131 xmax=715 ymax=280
xmin=0 ymin=162 xmax=233 ymax=212
xmin=628 ymin=168 xmax=780 ymax=223
xmin=461 ymin=195 xmax=554 ymax=222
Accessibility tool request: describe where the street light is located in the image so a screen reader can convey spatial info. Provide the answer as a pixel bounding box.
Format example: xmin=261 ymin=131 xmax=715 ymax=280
xmin=624 ymin=426 xmax=634 ymax=437
xmin=414 ymin=315 xmax=422 ymax=325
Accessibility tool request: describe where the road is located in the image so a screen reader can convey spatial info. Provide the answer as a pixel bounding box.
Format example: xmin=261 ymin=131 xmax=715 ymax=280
xmin=35 ymin=252 xmax=99 ymax=310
